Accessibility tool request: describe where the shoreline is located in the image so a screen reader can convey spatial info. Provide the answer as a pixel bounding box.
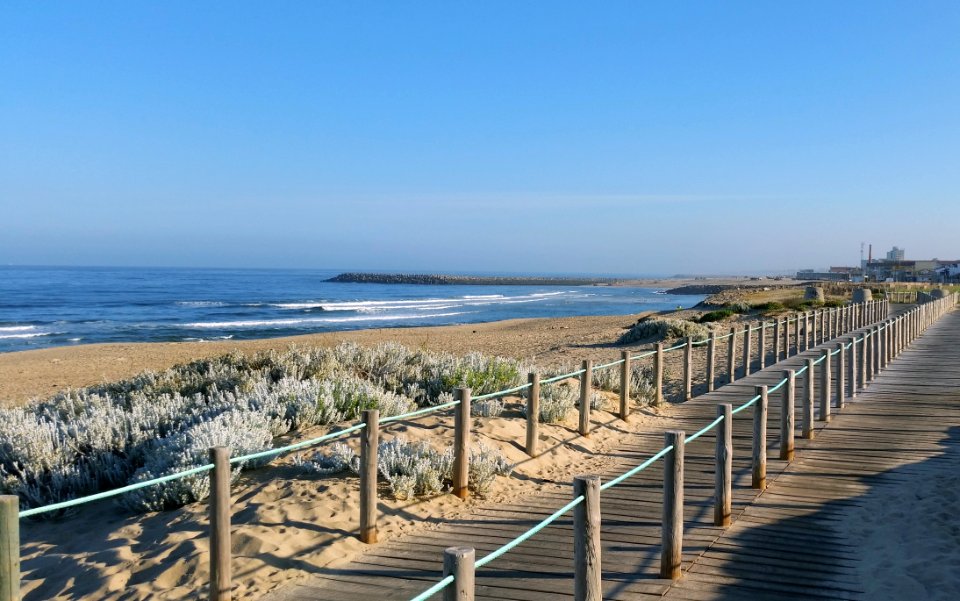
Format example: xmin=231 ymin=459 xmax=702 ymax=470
xmin=0 ymin=311 xmax=660 ymax=406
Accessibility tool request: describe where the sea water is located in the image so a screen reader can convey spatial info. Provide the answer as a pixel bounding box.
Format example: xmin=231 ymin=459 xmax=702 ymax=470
xmin=0 ymin=266 xmax=704 ymax=353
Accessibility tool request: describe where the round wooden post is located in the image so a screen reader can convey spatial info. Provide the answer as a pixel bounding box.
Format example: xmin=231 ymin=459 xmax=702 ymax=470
xmin=849 ymin=336 xmax=858 ymax=398
xmin=773 ymin=318 xmax=782 ymax=363
xmin=706 ymin=331 xmax=716 ymax=393
xmin=727 ymin=327 xmax=737 ymax=383
xmin=579 ymin=360 xmax=593 ymax=436
xmin=360 ymin=410 xmax=379 ymax=544
xmin=573 ymin=475 xmax=602 ymax=601
xmin=819 ymin=348 xmax=831 ymax=422
xmin=443 ymin=547 xmax=475 ymax=601
xmin=619 ymin=351 xmax=630 ymax=420
xmin=655 ymin=343 xmax=664 ymax=406
xmin=0 ymin=496 xmax=19 ymax=601
xmin=714 ymin=404 xmax=732 ymax=527
xmin=453 ymin=388 xmax=471 ymax=500
xmin=804 ymin=312 xmax=811 ymax=350
xmin=758 ymin=322 xmax=767 ymax=370
xmin=781 ymin=370 xmax=795 ymax=460
xmin=836 ymin=343 xmax=845 ymax=410
xmin=526 ymin=373 xmax=540 ymax=456
xmin=742 ymin=324 xmax=752 ymax=377
xmin=209 ymin=446 xmax=232 ymax=601
xmin=660 ymin=430 xmax=685 ymax=580
xmin=683 ymin=337 xmax=693 ymax=402
xmin=752 ymin=386 xmax=768 ymax=490
xmin=803 ymin=358 xmax=815 ymax=440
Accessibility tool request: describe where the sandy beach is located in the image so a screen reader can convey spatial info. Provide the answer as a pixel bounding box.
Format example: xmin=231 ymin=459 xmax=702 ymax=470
xmin=3 ymin=279 xmax=817 ymax=600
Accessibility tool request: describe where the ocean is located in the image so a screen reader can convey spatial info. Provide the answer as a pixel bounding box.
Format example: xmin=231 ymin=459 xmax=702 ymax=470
xmin=0 ymin=266 xmax=705 ymax=353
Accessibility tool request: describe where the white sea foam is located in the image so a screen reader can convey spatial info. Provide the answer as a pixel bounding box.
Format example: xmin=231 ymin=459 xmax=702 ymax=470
xmin=176 ymin=301 xmax=227 ymax=308
xmin=0 ymin=332 xmax=51 ymax=339
xmin=183 ymin=312 xmax=467 ymax=329
xmin=274 ymin=291 xmax=571 ymax=312
xmin=0 ymin=325 xmax=37 ymax=333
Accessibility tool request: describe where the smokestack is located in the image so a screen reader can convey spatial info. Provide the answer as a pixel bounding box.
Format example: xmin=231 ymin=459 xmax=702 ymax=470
xmin=868 ymin=244 xmax=872 ymax=263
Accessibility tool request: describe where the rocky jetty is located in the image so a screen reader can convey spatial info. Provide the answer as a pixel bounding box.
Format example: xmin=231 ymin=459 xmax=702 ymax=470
xmin=325 ymin=273 xmax=621 ymax=286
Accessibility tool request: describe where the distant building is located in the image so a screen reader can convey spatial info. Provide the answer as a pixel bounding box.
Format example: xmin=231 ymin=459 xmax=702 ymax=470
xmin=886 ymin=246 xmax=905 ymax=261
xmin=795 ymin=269 xmax=852 ymax=282
xmin=864 ymin=258 xmax=959 ymax=282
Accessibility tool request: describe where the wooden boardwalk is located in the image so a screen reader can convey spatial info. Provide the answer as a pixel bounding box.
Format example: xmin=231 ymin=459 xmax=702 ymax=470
xmin=266 ymin=307 xmax=959 ymax=601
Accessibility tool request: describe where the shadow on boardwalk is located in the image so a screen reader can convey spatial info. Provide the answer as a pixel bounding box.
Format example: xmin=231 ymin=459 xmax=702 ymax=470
xmin=666 ymin=427 xmax=960 ymax=600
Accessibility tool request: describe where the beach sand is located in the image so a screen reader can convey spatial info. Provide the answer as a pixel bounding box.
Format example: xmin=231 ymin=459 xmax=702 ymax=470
xmin=4 ymin=289 xmax=784 ymax=601
xmin=18 ymin=390 xmax=680 ymax=600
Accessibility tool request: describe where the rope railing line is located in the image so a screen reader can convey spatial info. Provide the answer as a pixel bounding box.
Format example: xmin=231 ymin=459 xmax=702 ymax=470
xmin=630 ymin=349 xmax=658 ymax=361
xmin=232 ymin=422 xmax=368 ymax=464
xmin=380 ymin=401 xmax=460 ymax=424
xmin=539 ymin=368 xmax=586 ymax=385
xmin=593 ymin=358 xmax=625 ymax=371
xmin=830 ymin=348 xmax=841 ymax=356
xmin=599 ymin=445 xmax=674 ymax=491
xmin=473 ymin=383 xmax=532 ymax=401
xmin=18 ymin=463 xmax=216 ymax=518
xmin=731 ymin=394 xmax=762 ymax=415
xmin=474 ymin=494 xmax=585 ymax=568
xmin=409 ymin=575 xmax=455 ymax=601
xmin=768 ymin=377 xmax=788 ymax=394
xmin=714 ymin=332 xmax=734 ymax=341
xmin=686 ymin=416 xmax=724 ymax=443
xmin=795 ymin=365 xmax=808 ymax=376
xmin=812 ymin=355 xmax=825 ymax=366
xmin=663 ymin=342 xmax=688 ymax=352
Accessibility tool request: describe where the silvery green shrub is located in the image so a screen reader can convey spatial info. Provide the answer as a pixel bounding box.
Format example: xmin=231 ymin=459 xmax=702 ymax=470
xmin=617 ymin=318 xmax=710 ymax=344
xmin=297 ymin=437 xmax=511 ymax=499
xmin=120 ymin=409 xmax=275 ymax=512
xmin=472 ymin=397 xmax=505 ymax=418
xmin=531 ymin=383 xmax=578 ymax=424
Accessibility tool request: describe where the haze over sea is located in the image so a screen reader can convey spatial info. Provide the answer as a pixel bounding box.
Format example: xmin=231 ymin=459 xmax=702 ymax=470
xmin=0 ymin=266 xmax=705 ymax=353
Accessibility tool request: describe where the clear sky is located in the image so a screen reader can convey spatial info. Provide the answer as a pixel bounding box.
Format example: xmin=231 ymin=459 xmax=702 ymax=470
xmin=2 ymin=1 xmax=958 ymax=275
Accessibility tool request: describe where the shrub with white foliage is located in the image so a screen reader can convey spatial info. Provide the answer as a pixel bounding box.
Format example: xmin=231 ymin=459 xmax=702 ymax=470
xmin=297 ymin=436 xmax=511 ymax=499
xmin=617 ymin=319 xmax=710 ymax=344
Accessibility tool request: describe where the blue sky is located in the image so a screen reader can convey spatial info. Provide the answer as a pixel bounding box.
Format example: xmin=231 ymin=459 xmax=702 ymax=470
xmin=2 ymin=1 xmax=958 ymax=275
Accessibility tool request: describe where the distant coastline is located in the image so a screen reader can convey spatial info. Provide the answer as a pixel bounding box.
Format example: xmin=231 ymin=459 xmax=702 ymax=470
xmin=325 ymin=272 xmax=624 ymax=286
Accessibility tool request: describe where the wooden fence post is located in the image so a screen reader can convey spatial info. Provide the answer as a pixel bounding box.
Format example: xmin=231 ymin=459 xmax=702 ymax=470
xmin=360 ymin=410 xmax=380 ymax=544
xmin=715 ymin=403 xmax=733 ymax=527
xmin=526 ymin=373 xmax=540 ymax=456
xmin=683 ymin=337 xmax=693 ymax=402
xmin=453 ymin=387 xmax=471 ymax=500
xmin=209 ymin=446 xmax=232 ymax=601
xmin=706 ymin=332 xmax=716 ymax=393
xmin=805 ymin=312 xmax=812 ymax=349
xmin=619 ymin=351 xmax=630 ymax=420
xmin=803 ymin=358 xmax=815 ymax=439
xmin=573 ymin=475 xmax=602 ymax=601
xmin=819 ymin=349 xmax=831 ymax=422
xmin=836 ymin=343 xmax=845 ymax=410
xmin=849 ymin=336 xmax=858 ymax=399
xmin=773 ymin=318 xmax=782 ymax=363
xmin=0 ymin=496 xmax=19 ymax=601
xmin=781 ymin=370 xmax=795 ymax=460
xmin=661 ymin=431 xmax=685 ymax=580
xmin=655 ymin=343 xmax=664 ymax=405
xmin=742 ymin=325 xmax=752 ymax=377
xmin=758 ymin=322 xmax=767 ymax=370
xmin=727 ymin=328 xmax=737 ymax=383
xmin=752 ymin=386 xmax=768 ymax=490
xmin=443 ymin=547 xmax=475 ymax=601
xmin=580 ymin=360 xmax=593 ymax=436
